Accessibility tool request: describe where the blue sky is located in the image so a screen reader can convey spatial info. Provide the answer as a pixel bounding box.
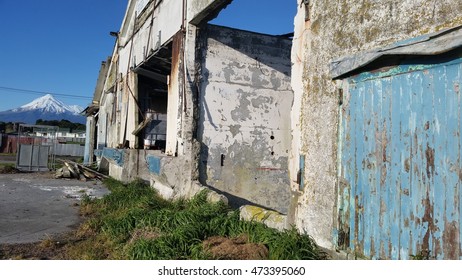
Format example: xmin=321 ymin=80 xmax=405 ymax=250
xmin=0 ymin=0 xmax=296 ymax=112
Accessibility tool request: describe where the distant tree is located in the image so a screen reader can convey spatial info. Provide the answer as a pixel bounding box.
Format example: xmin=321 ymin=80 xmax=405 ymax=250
xmin=35 ymin=119 xmax=85 ymax=132
xmin=5 ymin=122 xmax=15 ymax=133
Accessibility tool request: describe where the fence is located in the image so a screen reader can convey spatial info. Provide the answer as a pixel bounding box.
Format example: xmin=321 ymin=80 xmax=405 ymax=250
xmin=53 ymin=143 xmax=85 ymax=157
xmin=1 ymin=135 xmax=84 ymax=157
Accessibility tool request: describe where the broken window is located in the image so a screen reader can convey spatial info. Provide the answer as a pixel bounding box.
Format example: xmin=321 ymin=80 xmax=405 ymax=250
xmin=133 ymin=41 xmax=172 ymax=152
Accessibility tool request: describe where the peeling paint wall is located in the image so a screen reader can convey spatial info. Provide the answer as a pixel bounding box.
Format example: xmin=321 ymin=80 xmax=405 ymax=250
xmin=291 ymin=0 xmax=462 ymax=251
xmin=198 ymin=25 xmax=293 ymax=214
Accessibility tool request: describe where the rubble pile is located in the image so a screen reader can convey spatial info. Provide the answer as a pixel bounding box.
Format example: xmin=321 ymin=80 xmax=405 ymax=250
xmin=55 ymin=160 xmax=108 ymax=181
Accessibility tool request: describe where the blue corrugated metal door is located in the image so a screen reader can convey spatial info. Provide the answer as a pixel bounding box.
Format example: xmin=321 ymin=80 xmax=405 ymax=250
xmin=338 ymin=55 xmax=462 ymax=259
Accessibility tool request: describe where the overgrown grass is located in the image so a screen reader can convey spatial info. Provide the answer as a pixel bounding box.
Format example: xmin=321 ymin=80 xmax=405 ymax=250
xmin=66 ymin=178 xmax=326 ymax=260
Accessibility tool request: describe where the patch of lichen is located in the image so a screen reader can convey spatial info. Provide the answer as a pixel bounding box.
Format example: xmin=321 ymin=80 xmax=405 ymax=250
xmin=243 ymin=205 xmax=285 ymax=223
xmin=435 ymin=16 xmax=462 ymax=31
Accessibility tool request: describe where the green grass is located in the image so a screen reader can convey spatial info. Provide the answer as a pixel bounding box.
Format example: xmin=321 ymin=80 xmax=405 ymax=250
xmin=67 ymin=178 xmax=326 ymax=260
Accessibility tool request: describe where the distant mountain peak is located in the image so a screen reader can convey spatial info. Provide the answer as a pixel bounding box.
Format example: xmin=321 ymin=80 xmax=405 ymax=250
xmin=17 ymin=94 xmax=82 ymax=114
xmin=0 ymin=94 xmax=85 ymax=124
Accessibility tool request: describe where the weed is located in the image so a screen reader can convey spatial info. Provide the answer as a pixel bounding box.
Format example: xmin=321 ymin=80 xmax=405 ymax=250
xmin=410 ymin=249 xmax=432 ymax=260
xmin=0 ymin=163 xmax=18 ymax=174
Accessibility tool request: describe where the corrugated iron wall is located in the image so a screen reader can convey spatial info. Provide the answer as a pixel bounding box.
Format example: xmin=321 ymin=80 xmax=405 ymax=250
xmin=338 ymin=55 xmax=462 ymax=259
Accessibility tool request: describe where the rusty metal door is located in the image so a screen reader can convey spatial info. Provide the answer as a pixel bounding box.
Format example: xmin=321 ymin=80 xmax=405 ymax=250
xmin=338 ymin=55 xmax=462 ymax=259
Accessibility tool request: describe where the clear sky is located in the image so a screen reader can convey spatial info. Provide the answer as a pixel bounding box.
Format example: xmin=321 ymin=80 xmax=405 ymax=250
xmin=0 ymin=0 xmax=296 ymax=112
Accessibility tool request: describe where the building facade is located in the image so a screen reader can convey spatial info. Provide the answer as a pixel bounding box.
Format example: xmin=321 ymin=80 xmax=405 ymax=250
xmin=86 ymin=0 xmax=462 ymax=259
xmin=87 ymin=0 xmax=293 ymax=215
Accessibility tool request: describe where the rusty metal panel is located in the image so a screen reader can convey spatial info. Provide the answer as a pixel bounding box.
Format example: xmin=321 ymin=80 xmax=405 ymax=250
xmin=339 ymin=53 xmax=462 ymax=259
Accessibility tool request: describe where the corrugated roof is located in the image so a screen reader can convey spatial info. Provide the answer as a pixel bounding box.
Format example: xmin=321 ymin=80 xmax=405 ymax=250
xmin=330 ymin=25 xmax=462 ymax=79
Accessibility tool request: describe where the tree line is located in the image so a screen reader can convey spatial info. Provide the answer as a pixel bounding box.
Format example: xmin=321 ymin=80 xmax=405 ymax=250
xmin=0 ymin=119 xmax=85 ymax=133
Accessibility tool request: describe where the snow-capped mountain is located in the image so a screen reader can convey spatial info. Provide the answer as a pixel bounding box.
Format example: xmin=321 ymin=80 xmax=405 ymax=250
xmin=0 ymin=94 xmax=86 ymax=124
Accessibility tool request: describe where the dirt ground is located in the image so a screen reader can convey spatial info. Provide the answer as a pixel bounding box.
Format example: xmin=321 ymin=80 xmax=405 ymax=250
xmin=203 ymin=235 xmax=269 ymax=260
xmin=0 ymin=233 xmax=76 ymax=260
xmin=0 ymin=233 xmax=268 ymax=260
xmin=0 ymin=155 xmax=110 ymax=259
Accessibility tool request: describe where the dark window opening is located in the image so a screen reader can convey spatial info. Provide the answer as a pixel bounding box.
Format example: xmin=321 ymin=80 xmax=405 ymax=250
xmin=135 ymin=41 xmax=173 ymax=152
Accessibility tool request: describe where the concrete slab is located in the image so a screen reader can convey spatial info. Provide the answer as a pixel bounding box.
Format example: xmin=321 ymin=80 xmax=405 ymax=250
xmin=0 ymin=173 xmax=109 ymax=244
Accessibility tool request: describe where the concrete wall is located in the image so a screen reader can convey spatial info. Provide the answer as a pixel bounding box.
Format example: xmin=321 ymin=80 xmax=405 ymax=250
xmin=187 ymin=0 xmax=232 ymax=24
xmin=198 ymin=25 xmax=293 ymax=214
xmin=106 ymin=148 xmax=150 ymax=183
xmin=291 ymin=0 xmax=462 ymax=250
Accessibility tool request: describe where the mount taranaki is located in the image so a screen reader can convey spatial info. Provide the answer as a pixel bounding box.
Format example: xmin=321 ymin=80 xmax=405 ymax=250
xmin=0 ymin=94 xmax=86 ymax=124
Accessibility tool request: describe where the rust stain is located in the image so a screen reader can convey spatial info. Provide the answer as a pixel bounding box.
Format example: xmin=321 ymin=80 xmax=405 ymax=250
xmin=256 ymin=167 xmax=283 ymax=171
xmin=424 ymin=121 xmax=430 ymax=131
xmin=404 ymin=218 xmax=409 ymax=227
xmin=433 ymin=230 xmax=442 ymax=258
xmin=454 ymin=82 xmax=460 ymax=94
xmin=362 ymin=158 xmax=374 ymax=170
xmin=425 ymin=144 xmax=435 ymax=179
xmin=380 ymin=163 xmax=387 ymax=186
xmin=379 ymin=125 xmax=388 ymax=186
xmin=443 ymin=221 xmax=459 ymax=259
xmin=388 ymin=242 xmax=392 ymax=260
xmin=380 ymin=242 xmax=385 ymax=259
xmin=404 ymin=158 xmax=410 ymax=173
xmin=354 ymin=195 xmax=359 ymax=246
xmin=421 ymin=194 xmax=435 ymax=256
xmin=382 ymin=125 xmax=388 ymax=163
xmin=380 ymin=200 xmax=387 ymax=215
xmin=370 ymin=238 xmax=375 ymax=257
